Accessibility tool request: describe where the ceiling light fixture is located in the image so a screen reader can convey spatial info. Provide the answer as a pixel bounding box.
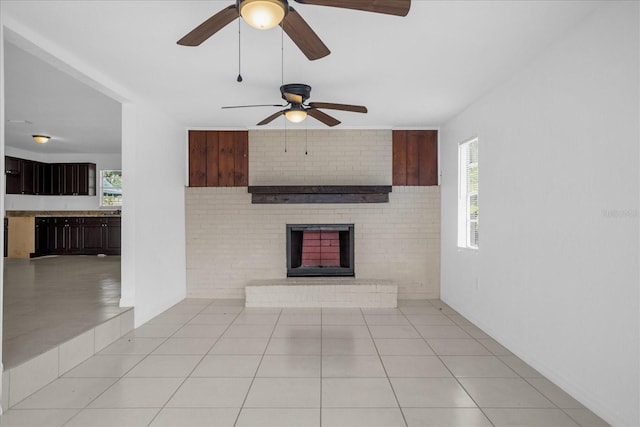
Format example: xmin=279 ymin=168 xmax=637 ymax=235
xmin=238 ymin=0 xmax=287 ymax=30
xmin=284 ymin=105 xmax=307 ymax=123
xmin=32 ymin=135 xmax=51 ymax=144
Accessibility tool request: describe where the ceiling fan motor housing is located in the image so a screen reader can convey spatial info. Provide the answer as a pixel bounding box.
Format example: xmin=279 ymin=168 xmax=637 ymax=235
xmin=281 ymin=83 xmax=312 ymax=103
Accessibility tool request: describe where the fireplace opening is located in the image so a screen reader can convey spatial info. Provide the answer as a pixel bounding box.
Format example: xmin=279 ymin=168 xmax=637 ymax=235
xmin=287 ymin=224 xmax=354 ymax=277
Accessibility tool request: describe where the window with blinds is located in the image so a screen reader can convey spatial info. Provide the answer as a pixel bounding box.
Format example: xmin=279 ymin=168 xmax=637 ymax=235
xmin=458 ymin=138 xmax=478 ymax=249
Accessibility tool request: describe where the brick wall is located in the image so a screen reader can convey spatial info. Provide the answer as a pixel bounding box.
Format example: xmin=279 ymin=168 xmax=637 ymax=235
xmin=185 ymin=129 xmax=440 ymax=299
xmin=249 ymin=129 xmax=392 ymax=185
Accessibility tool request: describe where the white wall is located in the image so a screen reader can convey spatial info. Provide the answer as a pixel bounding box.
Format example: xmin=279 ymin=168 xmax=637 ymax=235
xmin=4 ymin=147 xmax=121 ymax=211
xmin=0 ymin=18 xmax=6 ymax=414
xmin=440 ymin=3 xmax=639 ymax=426
xmin=120 ymin=102 xmax=187 ymax=326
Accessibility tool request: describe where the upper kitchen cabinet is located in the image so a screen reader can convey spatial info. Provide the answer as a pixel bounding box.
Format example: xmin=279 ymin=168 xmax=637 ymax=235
xmin=5 ymin=156 xmax=96 ymax=196
xmin=51 ymin=163 xmax=96 ymax=196
xmin=5 ymin=157 xmax=49 ymax=195
xmin=5 ymin=156 xmax=22 ymax=194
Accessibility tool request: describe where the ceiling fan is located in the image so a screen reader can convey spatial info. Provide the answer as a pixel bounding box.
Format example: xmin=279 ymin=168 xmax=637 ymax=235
xmin=223 ymin=83 xmax=367 ymax=126
xmin=177 ymin=0 xmax=411 ymax=60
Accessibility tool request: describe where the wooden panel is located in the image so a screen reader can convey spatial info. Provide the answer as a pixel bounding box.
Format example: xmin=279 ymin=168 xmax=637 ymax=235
xmin=205 ymin=131 xmax=219 ymax=187
xmin=418 ymin=130 xmax=438 ymax=186
xmin=393 ymin=130 xmax=439 ymax=186
xmin=7 ymin=217 xmax=35 ymax=258
xmin=188 ymin=131 xmax=207 ymax=187
xmin=188 ymin=130 xmax=249 ymax=187
xmin=234 ymin=131 xmax=249 ymax=186
xmin=406 ymin=131 xmax=421 ymax=186
xmin=218 ymin=131 xmax=236 ymax=187
xmin=392 ymin=130 xmax=407 ymax=185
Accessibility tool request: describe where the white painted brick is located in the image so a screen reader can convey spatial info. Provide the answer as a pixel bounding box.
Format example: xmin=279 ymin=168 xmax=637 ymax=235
xmin=186 ymin=130 xmax=439 ymax=300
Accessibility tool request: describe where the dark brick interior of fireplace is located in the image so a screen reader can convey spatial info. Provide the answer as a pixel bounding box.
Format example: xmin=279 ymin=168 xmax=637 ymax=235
xmin=287 ymin=224 xmax=354 ymax=277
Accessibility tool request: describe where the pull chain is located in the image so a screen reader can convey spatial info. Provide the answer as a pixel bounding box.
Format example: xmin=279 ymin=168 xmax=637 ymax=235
xmin=282 ymin=25 xmax=286 ymax=152
xmin=237 ymin=19 xmax=243 ymax=82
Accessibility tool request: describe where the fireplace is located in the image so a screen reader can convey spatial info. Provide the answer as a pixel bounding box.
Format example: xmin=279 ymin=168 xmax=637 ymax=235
xmin=286 ymin=224 xmax=354 ymax=277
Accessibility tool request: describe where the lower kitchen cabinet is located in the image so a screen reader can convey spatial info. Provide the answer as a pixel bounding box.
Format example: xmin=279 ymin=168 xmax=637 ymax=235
xmin=51 ymin=217 xmax=82 ymax=253
xmin=34 ymin=216 xmax=121 ymax=256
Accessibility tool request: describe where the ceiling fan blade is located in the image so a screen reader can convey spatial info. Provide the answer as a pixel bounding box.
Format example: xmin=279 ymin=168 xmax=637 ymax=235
xmin=307 ymin=108 xmax=341 ymax=127
xmin=293 ymin=0 xmax=410 ymax=16
xmin=257 ymin=109 xmax=288 ymax=126
xmin=280 ymin=7 xmax=330 ymax=60
xmin=177 ymin=5 xmax=238 ymax=46
xmin=283 ymin=92 xmax=304 ymax=104
xmin=222 ymin=104 xmax=287 ymax=109
xmin=308 ymin=102 xmax=368 ymax=113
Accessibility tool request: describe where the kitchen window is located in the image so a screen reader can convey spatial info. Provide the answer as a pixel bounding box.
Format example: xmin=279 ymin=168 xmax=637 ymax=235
xmin=458 ymin=137 xmax=478 ymax=249
xmin=100 ymin=170 xmax=122 ymax=207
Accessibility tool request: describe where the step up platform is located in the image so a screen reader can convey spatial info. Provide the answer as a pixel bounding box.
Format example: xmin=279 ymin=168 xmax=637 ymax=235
xmin=245 ymin=278 xmax=397 ymax=308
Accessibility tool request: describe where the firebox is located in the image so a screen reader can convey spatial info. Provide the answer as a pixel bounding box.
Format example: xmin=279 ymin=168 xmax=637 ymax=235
xmin=286 ymin=224 xmax=354 ymax=277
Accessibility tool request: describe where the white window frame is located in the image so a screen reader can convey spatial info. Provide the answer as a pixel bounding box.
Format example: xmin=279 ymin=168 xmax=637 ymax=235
xmin=100 ymin=169 xmax=122 ymax=207
xmin=458 ymin=137 xmax=478 ymax=249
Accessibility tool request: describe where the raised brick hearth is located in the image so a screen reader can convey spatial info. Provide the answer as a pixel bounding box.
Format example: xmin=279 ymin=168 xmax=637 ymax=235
xmin=245 ymin=278 xmax=397 ymax=308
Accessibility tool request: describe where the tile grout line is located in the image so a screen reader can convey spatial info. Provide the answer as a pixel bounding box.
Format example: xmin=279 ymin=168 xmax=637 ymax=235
xmin=112 ymin=300 xmax=240 ymax=427
xmin=231 ymin=306 xmax=283 ymax=427
xmin=319 ymin=307 xmax=323 ymax=427
xmin=418 ymin=301 xmax=497 ymax=427
xmin=150 ymin=301 xmax=245 ymax=427
xmin=400 ymin=301 xmax=498 ymax=427
xmin=362 ymin=306 xmax=409 ymax=427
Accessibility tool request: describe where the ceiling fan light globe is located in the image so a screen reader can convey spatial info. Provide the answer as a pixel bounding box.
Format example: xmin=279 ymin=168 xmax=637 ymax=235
xmin=239 ymin=0 xmax=286 ymax=30
xmin=284 ymin=109 xmax=307 ymax=123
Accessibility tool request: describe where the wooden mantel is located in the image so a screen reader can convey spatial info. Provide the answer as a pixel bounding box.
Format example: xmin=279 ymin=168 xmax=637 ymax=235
xmin=247 ymin=186 xmax=392 ymax=204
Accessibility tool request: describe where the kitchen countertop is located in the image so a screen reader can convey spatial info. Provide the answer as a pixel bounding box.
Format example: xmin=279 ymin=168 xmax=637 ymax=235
xmin=5 ymin=210 xmax=121 ymax=217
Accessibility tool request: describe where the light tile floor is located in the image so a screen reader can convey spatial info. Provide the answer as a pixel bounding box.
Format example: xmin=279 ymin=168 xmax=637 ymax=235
xmin=3 ymin=256 xmax=125 ymax=368
xmin=1 ymin=299 xmax=610 ymax=427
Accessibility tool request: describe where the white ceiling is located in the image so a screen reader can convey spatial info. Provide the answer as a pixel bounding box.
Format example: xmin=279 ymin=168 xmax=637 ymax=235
xmin=2 ymin=0 xmax=603 ymax=154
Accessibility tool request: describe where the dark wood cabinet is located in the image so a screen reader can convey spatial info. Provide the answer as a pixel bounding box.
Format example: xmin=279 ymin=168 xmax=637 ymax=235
xmin=51 ymin=217 xmax=82 ymax=253
xmin=4 ymin=218 xmax=7 ymax=257
xmin=34 ymin=162 xmax=50 ymax=195
xmin=104 ymin=218 xmax=121 ymax=253
xmin=34 ymin=216 xmax=121 ymax=256
xmin=5 ymin=157 xmax=22 ymax=194
xmin=188 ymin=130 xmax=248 ymax=187
xmin=20 ymin=160 xmax=36 ymax=194
xmin=5 ymin=157 xmax=46 ymax=195
xmin=392 ymin=130 xmax=438 ymax=186
xmin=34 ymin=217 xmax=51 ymax=254
xmin=81 ymin=217 xmax=105 ymax=252
xmin=5 ymin=156 xmax=96 ymax=196
xmin=52 ymin=163 xmax=96 ymax=195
